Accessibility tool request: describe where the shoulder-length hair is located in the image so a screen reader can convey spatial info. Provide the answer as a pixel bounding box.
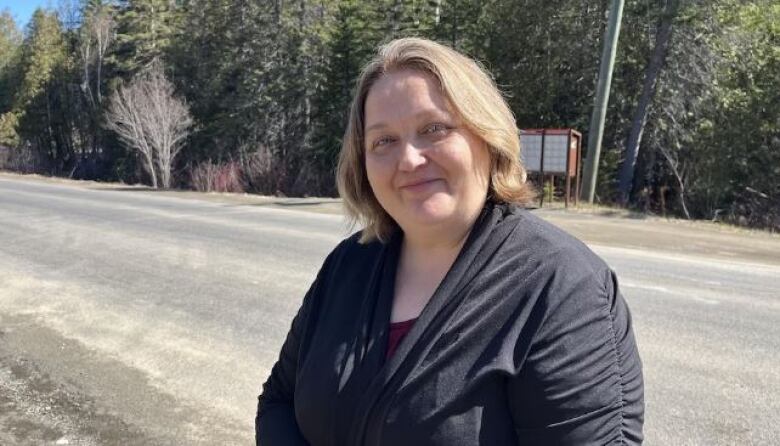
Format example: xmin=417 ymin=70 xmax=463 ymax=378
xmin=337 ymin=37 xmax=535 ymax=243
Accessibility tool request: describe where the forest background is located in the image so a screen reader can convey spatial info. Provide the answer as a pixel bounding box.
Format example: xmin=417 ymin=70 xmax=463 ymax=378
xmin=0 ymin=0 xmax=777 ymax=231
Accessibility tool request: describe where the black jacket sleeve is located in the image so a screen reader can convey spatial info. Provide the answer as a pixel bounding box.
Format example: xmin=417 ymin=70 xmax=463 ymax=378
xmin=256 ymin=250 xmax=336 ymax=446
xmin=509 ymin=265 xmax=644 ymax=445
xmin=255 ymin=285 xmax=313 ymax=446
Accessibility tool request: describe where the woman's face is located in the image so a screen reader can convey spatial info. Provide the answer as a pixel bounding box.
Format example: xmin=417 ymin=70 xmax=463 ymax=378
xmin=363 ymin=69 xmax=491 ymax=237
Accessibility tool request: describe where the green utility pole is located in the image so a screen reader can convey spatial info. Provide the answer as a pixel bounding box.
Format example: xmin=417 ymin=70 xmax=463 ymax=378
xmin=581 ymin=0 xmax=625 ymax=203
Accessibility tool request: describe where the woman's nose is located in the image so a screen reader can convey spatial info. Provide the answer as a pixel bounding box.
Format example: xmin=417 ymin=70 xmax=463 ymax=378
xmin=398 ymin=138 xmax=427 ymax=172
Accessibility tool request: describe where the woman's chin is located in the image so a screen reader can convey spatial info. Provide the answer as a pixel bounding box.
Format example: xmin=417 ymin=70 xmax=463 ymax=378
xmin=402 ymin=194 xmax=458 ymax=228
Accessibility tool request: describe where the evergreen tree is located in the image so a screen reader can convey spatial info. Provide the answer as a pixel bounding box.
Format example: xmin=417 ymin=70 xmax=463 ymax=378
xmin=0 ymin=10 xmax=22 ymax=112
xmin=0 ymin=10 xmax=22 ymax=147
xmin=112 ymin=0 xmax=181 ymax=76
xmin=307 ymin=0 xmax=383 ymax=193
xmin=14 ymin=9 xmax=73 ymax=172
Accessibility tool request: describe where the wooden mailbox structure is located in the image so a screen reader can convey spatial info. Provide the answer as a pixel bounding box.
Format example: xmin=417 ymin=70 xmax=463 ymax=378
xmin=519 ymin=129 xmax=583 ymax=207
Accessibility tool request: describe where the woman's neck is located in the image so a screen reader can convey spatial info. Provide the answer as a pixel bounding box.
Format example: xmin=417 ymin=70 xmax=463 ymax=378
xmin=399 ymin=221 xmax=472 ymax=276
xmin=399 ymin=202 xmax=486 ymax=254
xmin=401 ymin=227 xmax=468 ymax=257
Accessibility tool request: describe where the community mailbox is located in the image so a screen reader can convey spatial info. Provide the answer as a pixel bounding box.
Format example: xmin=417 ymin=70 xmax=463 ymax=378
xmin=519 ymin=129 xmax=582 ymax=207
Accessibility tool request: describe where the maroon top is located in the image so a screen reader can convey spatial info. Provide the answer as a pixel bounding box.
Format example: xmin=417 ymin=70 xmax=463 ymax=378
xmin=386 ymin=318 xmax=417 ymax=359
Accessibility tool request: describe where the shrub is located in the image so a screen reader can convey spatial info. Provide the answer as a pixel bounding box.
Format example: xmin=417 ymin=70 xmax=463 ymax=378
xmin=190 ymin=160 xmax=244 ymax=193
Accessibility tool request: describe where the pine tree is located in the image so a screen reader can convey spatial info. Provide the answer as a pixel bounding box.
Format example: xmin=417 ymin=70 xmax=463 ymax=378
xmin=0 ymin=10 xmax=22 ymax=113
xmin=14 ymin=8 xmax=72 ymax=172
xmin=306 ymin=1 xmax=382 ymax=193
xmin=0 ymin=10 xmax=23 ymax=147
xmin=112 ymin=0 xmax=181 ymax=76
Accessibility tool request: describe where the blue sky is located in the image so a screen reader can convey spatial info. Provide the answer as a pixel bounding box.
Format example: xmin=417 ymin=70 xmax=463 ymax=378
xmin=0 ymin=0 xmax=53 ymax=28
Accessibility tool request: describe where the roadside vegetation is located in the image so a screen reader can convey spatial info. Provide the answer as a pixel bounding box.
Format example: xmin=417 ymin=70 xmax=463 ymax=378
xmin=0 ymin=0 xmax=777 ymax=231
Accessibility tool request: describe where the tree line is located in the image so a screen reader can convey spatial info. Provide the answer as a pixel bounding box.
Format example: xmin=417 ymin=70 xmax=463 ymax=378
xmin=0 ymin=0 xmax=777 ymax=231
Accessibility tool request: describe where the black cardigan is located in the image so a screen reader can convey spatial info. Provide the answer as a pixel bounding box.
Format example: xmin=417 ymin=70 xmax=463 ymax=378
xmin=256 ymin=203 xmax=644 ymax=445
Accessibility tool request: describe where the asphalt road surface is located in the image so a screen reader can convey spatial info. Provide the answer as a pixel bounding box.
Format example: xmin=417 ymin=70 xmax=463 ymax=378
xmin=1 ymin=175 xmax=778 ymax=445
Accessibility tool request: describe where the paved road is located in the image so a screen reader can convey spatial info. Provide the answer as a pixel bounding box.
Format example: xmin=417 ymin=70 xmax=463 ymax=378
xmin=0 ymin=176 xmax=778 ymax=445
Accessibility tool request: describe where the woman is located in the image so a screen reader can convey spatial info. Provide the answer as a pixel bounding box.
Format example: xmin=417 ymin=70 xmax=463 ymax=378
xmin=256 ymin=37 xmax=644 ymax=445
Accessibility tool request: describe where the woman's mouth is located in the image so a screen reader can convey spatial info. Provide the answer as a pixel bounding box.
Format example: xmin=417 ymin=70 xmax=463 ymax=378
xmin=400 ymin=178 xmax=442 ymax=194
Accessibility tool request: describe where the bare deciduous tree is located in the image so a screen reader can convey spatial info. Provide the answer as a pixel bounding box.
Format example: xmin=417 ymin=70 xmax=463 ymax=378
xmin=105 ymin=60 xmax=192 ymax=188
xmin=658 ymin=141 xmax=691 ymax=220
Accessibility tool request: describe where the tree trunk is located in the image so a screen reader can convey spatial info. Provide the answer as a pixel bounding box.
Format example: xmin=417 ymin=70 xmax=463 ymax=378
xmin=451 ymin=0 xmax=459 ymax=48
xmin=392 ymin=0 xmax=402 ymax=36
xmin=617 ymin=0 xmax=679 ymax=204
xmin=145 ymin=151 xmax=158 ymax=188
xmin=96 ymin=52 xmax=103 ymax=104
xmin=658 ymin=145 xmax=690 ymax=219
xmin=276 ymin=0 xmax=283 ymax=26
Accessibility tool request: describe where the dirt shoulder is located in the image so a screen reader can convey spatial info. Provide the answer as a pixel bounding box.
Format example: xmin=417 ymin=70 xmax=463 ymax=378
xmin=536 ymin=207 xmax=780 ymax=267
xmin=3 ymin=171 xmax=778 ymax=267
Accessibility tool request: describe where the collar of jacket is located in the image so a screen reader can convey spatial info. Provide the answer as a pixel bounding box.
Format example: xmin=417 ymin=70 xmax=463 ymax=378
xmin=347 ymin=201 xmax=519 ymax=445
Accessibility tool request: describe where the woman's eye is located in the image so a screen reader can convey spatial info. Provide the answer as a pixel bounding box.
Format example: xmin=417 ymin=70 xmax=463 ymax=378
xmin=425 ymin=123 xmax=449 ymax=134
xmin=372 ymin=137 xmax=393 ymax=149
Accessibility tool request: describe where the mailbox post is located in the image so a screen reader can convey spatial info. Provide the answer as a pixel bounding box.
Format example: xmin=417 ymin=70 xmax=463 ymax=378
xmin=519 ymin=129 xmax=583 ymax=208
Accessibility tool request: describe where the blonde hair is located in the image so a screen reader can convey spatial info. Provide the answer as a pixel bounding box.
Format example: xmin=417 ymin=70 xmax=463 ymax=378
xmin=337 ymin=37 xmax=535 ymax=243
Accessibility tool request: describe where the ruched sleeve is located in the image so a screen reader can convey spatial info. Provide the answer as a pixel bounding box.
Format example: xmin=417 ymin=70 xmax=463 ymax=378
xmin=509 ymin=265 xmax=644 ymax=445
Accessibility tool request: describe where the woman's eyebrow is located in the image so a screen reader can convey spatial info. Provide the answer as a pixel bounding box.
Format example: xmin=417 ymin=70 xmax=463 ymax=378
xmin=365 ymin=110 xmax=452 ymax=133
xmin=365 ymin=121 xmax=389 ymax=133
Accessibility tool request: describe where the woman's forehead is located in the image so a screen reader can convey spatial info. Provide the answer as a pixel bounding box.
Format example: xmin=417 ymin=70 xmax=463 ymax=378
xmin=364 ymin=70 xmax=452 ymax=128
